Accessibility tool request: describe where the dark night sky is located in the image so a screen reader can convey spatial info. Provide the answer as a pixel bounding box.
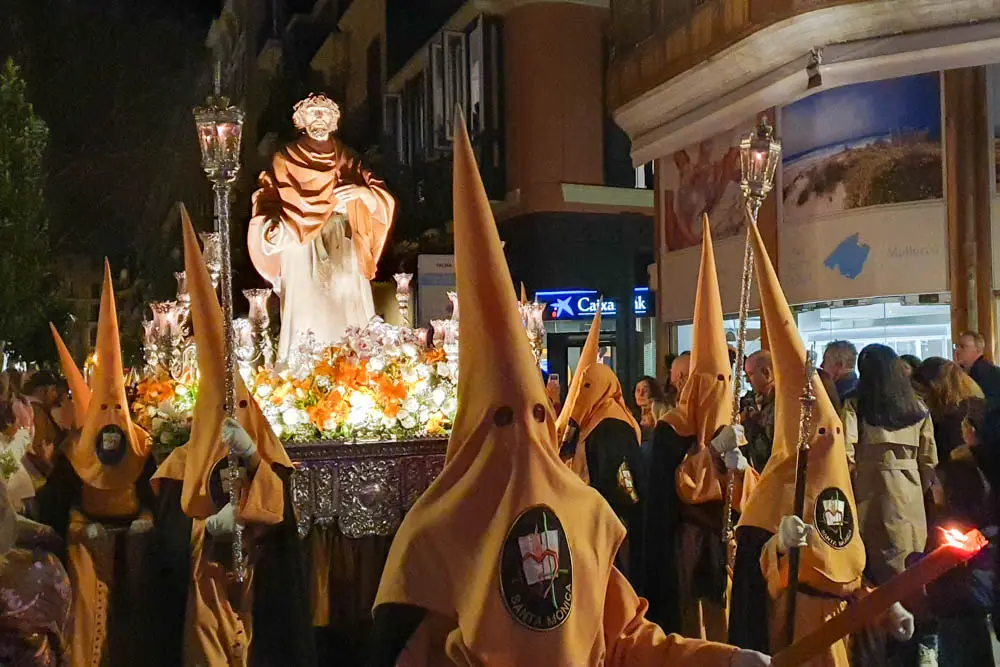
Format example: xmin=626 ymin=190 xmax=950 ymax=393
xmin=3 ymin=0 xmax=223 ymax=265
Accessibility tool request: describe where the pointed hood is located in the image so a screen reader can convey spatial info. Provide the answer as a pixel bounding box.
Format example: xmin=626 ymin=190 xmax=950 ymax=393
xmin=556 ymin=306 xmax=602 ymax=442
xmin=152 ymin=205 xmax=292 ymax=518
xmin=738 ymin=219 xmax=864 ymax=593
xmin=665 ymin=215 xmax=734 ymax=504
xmin=50 ymin=322 xmax=90 ymax=428
xmin=68 ymin=261 xmax=150 ymax=490
xmin=519 ymin=282 xmax=528 ymax=304
xmin=566 ymin=363 xmax=641 ymax=483
xmin=375 ymin=116 xmax=625 ymax=662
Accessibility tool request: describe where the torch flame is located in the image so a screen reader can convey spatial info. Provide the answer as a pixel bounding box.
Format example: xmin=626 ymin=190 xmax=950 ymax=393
xmin=939 ymin=527 xmax=988 ymax=553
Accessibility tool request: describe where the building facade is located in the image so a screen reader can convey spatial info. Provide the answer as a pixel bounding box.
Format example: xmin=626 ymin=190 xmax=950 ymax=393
xmin=376 ymin=0 xmax=657 ymax=396
xmin=608 ymin=0 xmax=1000 ymax=375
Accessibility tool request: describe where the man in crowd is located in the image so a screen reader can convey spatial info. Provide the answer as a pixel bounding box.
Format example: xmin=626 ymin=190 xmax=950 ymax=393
xmin=822 ymin=340 xmax=858 ymax=404
xmin=670 ymin=352 xmax=692 ymax=397
xmin=954 ymin=330 xmax=1000 ymax=410
xmin=740 ymin=350 xmax=775 ymax=472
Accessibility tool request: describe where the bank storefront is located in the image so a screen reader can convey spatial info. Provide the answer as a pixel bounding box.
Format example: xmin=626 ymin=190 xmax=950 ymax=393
xmin=537 ymin=287 xmax=657 ymax=386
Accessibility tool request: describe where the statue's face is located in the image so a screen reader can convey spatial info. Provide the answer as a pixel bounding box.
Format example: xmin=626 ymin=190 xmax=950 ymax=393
xmin=301 ymin=105 xmax=336 ymax=141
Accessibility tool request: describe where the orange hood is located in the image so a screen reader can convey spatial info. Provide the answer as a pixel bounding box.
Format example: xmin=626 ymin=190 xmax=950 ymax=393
xmin=152 ymin=205 xmax=293 ymax=518
xmin=374 ymin=116 xmax=625 ymax=661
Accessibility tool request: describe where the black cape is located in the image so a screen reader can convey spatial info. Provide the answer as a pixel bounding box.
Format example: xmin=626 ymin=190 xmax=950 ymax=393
xmin=728 ymin=525 xmax=773 ymax=653
xmin=640 ymin=421 xmax=690 ymax=635
xmin=35 ymin=453 xmax=159 ymax=666
xmin=145 ymin=463 xmax=316 ymax=667
xmin=582 ymin=417 xmax=646 ymax=592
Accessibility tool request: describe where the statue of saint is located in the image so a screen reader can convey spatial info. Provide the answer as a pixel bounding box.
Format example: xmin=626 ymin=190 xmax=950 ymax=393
xmin=248 ymin=94 xmax=396 ymax=361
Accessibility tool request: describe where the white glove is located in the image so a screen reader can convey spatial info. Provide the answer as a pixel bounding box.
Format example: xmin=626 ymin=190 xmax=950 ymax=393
xmin=883 ymin=602 xmax=915 ymax=642
xmin=221 ymin=417 xmax=257 ymax=459
xmin=205 ymin=503 xmax=237 ymax=539
xmin=711 ymin=424 xmax=747 ymax=454
xmin=776 ymin=515 xmax=812 ymax=554
xmin=731 ymin=649 xmax=771 ymax=667
xmin=724 ymin=448 xmax=749 ymax=472
xmin=84 ymin=522 xmax=107 ymax=541
xmin=129 ymin=518 xmax=153 ymax=535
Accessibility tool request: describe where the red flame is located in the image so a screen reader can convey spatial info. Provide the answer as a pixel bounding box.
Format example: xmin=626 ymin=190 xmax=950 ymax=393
xmin=939 ymin=527 xmax=988 ymax=553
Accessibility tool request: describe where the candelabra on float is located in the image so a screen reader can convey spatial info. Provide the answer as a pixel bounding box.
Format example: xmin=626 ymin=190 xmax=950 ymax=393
xmin=244 ymin=288 xmax=274 ymax=370
xmin=722 ymin=118 xmax=782 ymax=563
xmin=393 ymin=273 xmax=413 ymax=326
xmin=193 ymin=60 xmax=246 ymax=580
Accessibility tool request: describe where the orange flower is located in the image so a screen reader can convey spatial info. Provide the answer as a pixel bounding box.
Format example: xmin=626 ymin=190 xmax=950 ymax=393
xmin=425 ymin=347 xmax=446 ymax=364
xmin=384 ymin=401 xmax=401 ymax=418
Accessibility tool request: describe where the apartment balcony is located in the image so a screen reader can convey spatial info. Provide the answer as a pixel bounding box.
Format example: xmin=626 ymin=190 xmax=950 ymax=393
xmin=607 ymin=0 xmax=1000 ymax=164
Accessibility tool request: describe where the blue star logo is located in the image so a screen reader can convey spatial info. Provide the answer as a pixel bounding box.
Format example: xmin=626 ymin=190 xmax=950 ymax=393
xmin=824 ymin=233 xmax=870 ymax=280
xmin=551 ymin=297 xmax=574 ymax=318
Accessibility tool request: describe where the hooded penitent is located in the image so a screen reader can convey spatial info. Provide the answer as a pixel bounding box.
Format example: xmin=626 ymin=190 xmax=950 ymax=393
xmin=664 ymin=215 xmax=737 ymax=505
xmin=737 ymin=219 xmax=864 ymax=594
xmin=566 ymin=360 xmax=641 ymax=485
xmin=556 ymin=307 xmax=603 ymax=443
xmin=63 ymin=261 xmax=149 ymax=491
xmin=373 ymin=117 xmax=628 ymax=662
xmin=50 ymin=323 xmax=91 ymax=429
xmin=153 ymin=205 xmax=292 ymax=520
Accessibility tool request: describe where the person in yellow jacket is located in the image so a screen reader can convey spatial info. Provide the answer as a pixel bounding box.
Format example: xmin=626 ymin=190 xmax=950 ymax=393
xmin=728 ymin=219 xmax=914 ymax=666
xmin=144 ymin=208 xmax=315 ymax=667
xmin=40 ymin=261 xmax=157 ymax=667
xmin=366 ymin=115 xmax=770 ymax=666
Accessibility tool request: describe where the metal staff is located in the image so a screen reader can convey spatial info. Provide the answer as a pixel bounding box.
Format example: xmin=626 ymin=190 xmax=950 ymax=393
xmin=785 ymin=349 xmax=818 ymax=646
xmin=722 ymin=120 xmax=782 ymax=557
xmin=194 ymin=61 xmax=247 ymax=581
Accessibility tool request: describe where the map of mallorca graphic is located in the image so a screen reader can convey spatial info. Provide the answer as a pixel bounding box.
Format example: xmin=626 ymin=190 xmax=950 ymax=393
xmin=824 ymin=233 xmax=871 ymax=279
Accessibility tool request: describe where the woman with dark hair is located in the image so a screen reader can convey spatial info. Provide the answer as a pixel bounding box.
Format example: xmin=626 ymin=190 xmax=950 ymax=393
xmin=845 ymin=344 xmax=937 ymax=582
xmin=843 ymin=344 xmax=938 ymax=664
xmin=634 ymin=376 xmax=668 ymax=429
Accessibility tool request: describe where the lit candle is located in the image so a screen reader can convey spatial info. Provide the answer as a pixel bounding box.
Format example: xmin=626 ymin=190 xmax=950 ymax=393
xmin=772 ymin=527 xmax=988 ymax=667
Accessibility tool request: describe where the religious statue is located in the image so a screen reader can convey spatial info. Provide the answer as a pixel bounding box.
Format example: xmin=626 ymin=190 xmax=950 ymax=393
xmin=248 ymin=94 xmax=396 ymax=361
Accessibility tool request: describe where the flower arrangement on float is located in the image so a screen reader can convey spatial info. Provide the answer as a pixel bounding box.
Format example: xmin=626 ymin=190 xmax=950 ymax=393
xmin=130 ymin=316 xmax=458 ymax=455
xmin=249 ymin=319 xmax=457 ymax=442
xmin=132 ymin=372 xmax=199 ymax=460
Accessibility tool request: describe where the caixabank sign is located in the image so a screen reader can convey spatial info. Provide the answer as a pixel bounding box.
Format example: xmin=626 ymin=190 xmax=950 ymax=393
xmin=535 ymin=288 xmax=652 ymax=321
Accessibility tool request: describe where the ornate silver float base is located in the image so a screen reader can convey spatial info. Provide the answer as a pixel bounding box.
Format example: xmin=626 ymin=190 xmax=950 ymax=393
xmin=287 ymin=438 xmax=447 ymax=539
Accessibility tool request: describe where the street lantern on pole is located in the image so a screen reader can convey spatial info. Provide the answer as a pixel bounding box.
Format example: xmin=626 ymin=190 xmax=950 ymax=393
xmin=193 ymin=61 xmax=247 ymax=580
xmin=722 ymin=117 xmax=782 ymax=565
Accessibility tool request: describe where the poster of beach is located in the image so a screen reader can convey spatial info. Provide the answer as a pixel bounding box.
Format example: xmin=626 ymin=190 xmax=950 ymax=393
xmin=660 ymin=118 xmax=760 ymax=250
xmin=781 ymin=73 xmax=943 ymax=226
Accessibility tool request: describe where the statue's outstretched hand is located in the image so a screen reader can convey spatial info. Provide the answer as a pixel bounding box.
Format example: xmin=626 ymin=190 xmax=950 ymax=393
xmin=334 ymin=184 xmax=377 ymax=212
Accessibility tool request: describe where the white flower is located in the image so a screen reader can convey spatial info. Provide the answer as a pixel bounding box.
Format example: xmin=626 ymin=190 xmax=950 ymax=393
xmin=281 ymin=408 xmax=306 ymax=427
xmin=348 ymin=407 xmax=367 ymax=426
xmin=381 ymin=415 xmax=397 ymax=429
xmin=431 ymin=388 xmax=447 ymax=406
xmin=417 ymin=365 xmax=430 ymax=379
xmin=369 ymin=357 xmax=386 ymax=372
xmin=256 ymin=384 xmax=273 ymax=399
xmin=349 ymin=391 xmax=375 ymax=410
xmin=151 ymin=417 xmax=165 ymax=432
xmin=403 ymin=397 xmax=419 ymax=413
xmin=401 ymin=343 xmax=417 ymax=358
xmin=400 ymin=413 xmax=417 ymax=429
xmin=436 ymin=362 xmax=451 ymax=378
xmin=402 ymin=368 xmax=418 ymax=384
xmin=444 ymin=397 xmax=457 ymax=415
xmin=175 ymin=384 xmax=189 ymax=397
